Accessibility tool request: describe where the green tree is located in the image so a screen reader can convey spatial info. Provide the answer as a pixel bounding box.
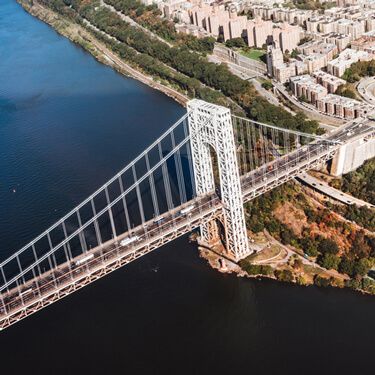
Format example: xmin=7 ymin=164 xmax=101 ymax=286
xmin=318 ymin=253 xmax=340 ymax=270
xmin=225 ymin=37 xmax=246 ymax=49
xmin=318 ymin=238 xmax=339 ymax=255
xmin=335 ymin=84 xmax=357 ymax=99
xmin=353 ymin=258 xmax=371 ymax=277
xmin=362 ymin=277 xmax=375 ymax=293
xmin=290 ymin=49 xmax=299 ymax=59
xmin=314 ymin=275 xmax=331 ymax=287
xmin=275 ymin=269 xmax=294 ymax=282
xmin=261 ymin=81 xmax=273 ymax=91
xmin=345 ymin=278 xmax=361 ymax=290
xmin=339 ymin=257 xmax=355 ymax=277
xmin=300 ymin=238 xmax=318 ymax=257
xmin=280 ymin=226 xmax=295 ymax=245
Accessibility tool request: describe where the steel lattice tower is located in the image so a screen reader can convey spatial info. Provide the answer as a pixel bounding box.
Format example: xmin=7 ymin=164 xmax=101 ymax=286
xmin=187 ymin=99 xmax=251 ymax=261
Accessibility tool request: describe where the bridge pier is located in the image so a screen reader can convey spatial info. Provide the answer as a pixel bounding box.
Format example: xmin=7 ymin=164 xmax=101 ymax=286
xmin=187 ymin=100 xmax=253 ymax=262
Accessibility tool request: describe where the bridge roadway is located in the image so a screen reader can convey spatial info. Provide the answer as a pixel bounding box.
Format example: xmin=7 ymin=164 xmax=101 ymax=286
xmin=0 ymin=119 xmax=373 ymax=330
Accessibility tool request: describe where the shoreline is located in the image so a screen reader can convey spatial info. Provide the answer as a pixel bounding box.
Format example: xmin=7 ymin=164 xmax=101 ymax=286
xmin=196 ymin=237 xmax=375 ymax=297
xmin=16 ymin=0 xmax=189 ymax=107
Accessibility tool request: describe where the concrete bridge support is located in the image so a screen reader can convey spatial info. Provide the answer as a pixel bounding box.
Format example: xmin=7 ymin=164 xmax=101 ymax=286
xmin=330 ymin=132 xmax=375 ymax=176
xmin=187 ymin=99 xmax=251 ymax=261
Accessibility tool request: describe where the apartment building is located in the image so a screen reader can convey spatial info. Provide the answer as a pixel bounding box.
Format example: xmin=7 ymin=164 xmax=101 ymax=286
xmin=290 ymin=75 xmax=328 ymax=104
xmin=316 ymin=94 xmax=371 ymax=119
xmin=312 ymin=71 xmax=346 ymax=93
xmin=327 ymin=48 xmax=371 ymax=77
xmin=351 ymin=35 xmax=375 ymax=54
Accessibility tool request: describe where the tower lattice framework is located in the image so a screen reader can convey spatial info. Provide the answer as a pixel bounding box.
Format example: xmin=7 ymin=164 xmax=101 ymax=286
xmin=187 ymin=99 xmax=251 ymax=261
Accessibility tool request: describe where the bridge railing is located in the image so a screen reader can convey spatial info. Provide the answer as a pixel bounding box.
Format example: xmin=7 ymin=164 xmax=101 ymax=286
xmin=0 ymin=194 xmax=222 ymax=319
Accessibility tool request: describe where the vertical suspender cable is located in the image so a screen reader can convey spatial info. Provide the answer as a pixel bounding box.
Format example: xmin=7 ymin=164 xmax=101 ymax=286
xmin=105 ymin=186 xmax=118 ymax=239
xmin=158 ymin=143 xmax=174 ymax=210
xmin=118 ymin=176 xmax=131 ymax=232
xmin=183 ymin=119 xmax=195 ymax=199
xmin=76 ymin=211 xmax=88 ymax=253
xmin=145 ymin=153 xmax=160 ymax=218
xmin=62 ymin=222 xmax=73 ymax=261
xmin=131 ymin=165 xmax=146 ymax=225
xmin=91 ymin=199 xmax=103 ymax=247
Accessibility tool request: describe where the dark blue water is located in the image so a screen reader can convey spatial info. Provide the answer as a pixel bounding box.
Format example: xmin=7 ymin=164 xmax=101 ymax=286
xmin=1 ymin=1 xmax=375 ymax=374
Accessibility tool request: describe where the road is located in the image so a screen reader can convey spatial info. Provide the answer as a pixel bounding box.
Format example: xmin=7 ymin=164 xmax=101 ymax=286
xmin=273 ymin=82 xmax=346 ymax=126
xmin=250 ymin=77 xmax=284 ymax=107
xmin=208 ymin=55 xmax=296 ymax=112
xmin=0 ymin=194 xmax=223 ymax=329
xmin=357 ymin=76 xmax=375 ymax=106
xmin=208 ymin=54 xmax=261 ymax=80
xmin=297 ymin=172 xmax=375 ymax=209
xmin=100 ymin=0 xmax=173 ymax=47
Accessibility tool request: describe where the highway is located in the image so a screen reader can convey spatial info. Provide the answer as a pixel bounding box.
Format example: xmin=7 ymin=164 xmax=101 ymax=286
xmin=297 ymin=172 xmax=374 ymax=209
xmin=0 ymin=194 xmax=223 ymax=329
xmin=357 ymin=77 xmax=375 ymax=106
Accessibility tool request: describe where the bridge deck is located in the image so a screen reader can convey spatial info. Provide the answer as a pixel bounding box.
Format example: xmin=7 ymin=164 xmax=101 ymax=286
xmin=1 ymin=118 xmax=373 ymax=330
xmin=0 ymin=195 xmax=222 ymax=329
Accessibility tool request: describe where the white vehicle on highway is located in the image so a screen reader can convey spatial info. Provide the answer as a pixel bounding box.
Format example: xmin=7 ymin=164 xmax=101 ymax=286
xmin=180 ymin=205 xmax=195 ymax=216
xmin=153 ymin=216 xmax=165 ymax=225
xmin=75 ymin=253 xmax=94 ymax=266
xmin=120 ymin=236 xmax=140 ymax=247
xmin=19 ymin=288 xmax=33 ymax=297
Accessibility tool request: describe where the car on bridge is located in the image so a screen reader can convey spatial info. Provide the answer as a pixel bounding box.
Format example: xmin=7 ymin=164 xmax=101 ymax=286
xmin=120 ymin=236 xmax=140 ymax=247
xmin=180 ymin=205 xmax=195 ymax=216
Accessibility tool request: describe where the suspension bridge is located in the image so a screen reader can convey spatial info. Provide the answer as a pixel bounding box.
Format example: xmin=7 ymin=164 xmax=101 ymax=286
xmin=0 ymin=100 xmax=373 ymax=331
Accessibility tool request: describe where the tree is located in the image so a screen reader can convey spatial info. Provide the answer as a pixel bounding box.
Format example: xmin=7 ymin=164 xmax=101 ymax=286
xmin=239 ymin=263 xmax=274 ymax=276
xmin=339 ymin=257 xmax=355 ymax=277
xmin=290 ymin=49 xmax=299 ymax=59
xmin=302 ymin=239 xmax=318 ymax=257
xmin=280 ymin=226 xmax=295 ymax=245
xmin=318 ymin=253 xmax=340 ymax=270
xmin=314 ymin=275 xmax=331 ymax=287
xmin=275 ymin=269 xmax=294 ymax=282
xmin=368 ymin=237 xmax=375 ymax=257
xmin=225 ymin=37 xmax=246 ymax=49
xmin=353 ymin=258 xmax=371 ymax=277
xmin=345 ymin=278 xmax=361 ymax=290
xmin=351 ymin=230 xmax=371 ymax=259
xmin=261 ymin=81 xmax=273 ymax=91
xmin=362 ymin=278 xmax=375 ymax=294
xmin=318 ymin=238 xmax=339 ymax=255
xmin=293 ymin=258 xmax=303 ymax=270
xmin=335 ymin=84 xmax=357 ymax=99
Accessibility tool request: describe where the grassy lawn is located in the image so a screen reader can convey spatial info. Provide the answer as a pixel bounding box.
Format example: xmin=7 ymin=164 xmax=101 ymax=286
xmin=240 ymin=48 xmax=266 ymax=62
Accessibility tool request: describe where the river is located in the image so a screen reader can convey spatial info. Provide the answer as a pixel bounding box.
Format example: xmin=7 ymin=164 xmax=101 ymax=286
xmin=1 ymin=1 xmax=375 ymax=374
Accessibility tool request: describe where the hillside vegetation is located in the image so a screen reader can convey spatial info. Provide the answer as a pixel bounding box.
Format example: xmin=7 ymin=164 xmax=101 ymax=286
xmin=331 ymin=157 xmax=375 ymax=205
xmin=39 ymin=0 xmax=320 ymax=134
xmin=245 ymin=182 xmax=375 ymax=290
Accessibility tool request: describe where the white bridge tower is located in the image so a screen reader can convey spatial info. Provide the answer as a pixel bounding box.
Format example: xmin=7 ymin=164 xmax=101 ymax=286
xmin=188 ymin=100 xmax=251 ymax=261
